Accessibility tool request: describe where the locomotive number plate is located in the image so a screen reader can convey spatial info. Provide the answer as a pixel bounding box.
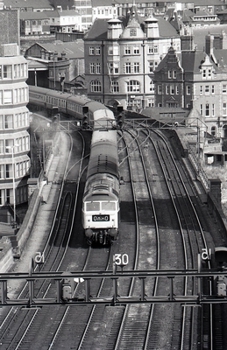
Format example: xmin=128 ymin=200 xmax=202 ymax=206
xmin=92 ymin=215 xmax=110 ymax=222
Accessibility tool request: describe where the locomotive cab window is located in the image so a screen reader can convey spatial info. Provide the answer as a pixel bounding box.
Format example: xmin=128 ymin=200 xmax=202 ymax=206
xmin=101 ymin=202 xmax=115 ymax=211
xmin=86 ymin=202 xmax=100 ymax=211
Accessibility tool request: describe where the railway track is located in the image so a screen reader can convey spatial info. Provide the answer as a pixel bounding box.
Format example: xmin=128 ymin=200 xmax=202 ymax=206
xmin=0 ymin=131 xmax=85 ymax=349
xmin=110 ymin=125 xmax=214 ymax=349
xmin=1 ymin=122 xmax=226 ymax=349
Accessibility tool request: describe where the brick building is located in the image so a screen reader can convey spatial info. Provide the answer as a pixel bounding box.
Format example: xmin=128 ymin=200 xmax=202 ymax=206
xmin=84 ymin=5 xmax=181 ymax=110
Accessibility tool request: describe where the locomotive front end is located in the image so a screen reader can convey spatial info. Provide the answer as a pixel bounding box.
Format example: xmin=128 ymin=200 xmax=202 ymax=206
xmin=83 ymin=190 xmax=119 ymax=245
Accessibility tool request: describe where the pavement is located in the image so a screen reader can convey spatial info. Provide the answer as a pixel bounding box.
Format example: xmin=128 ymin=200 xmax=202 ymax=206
xmin=6 ymin=132 xmax=69 ymax=297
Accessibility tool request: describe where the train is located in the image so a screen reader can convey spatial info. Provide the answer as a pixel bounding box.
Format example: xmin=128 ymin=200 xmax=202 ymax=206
xmin=29 ymin=85 xmax=116 ymax=129
xmin=28 ymin=85 xmax=120 ymax=245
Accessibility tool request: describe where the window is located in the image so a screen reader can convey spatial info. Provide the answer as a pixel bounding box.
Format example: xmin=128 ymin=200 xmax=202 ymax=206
xmin=111 ymin=81 xmax=119 ymax=92
xmin=170 ymin=85 xmax=175 ymax=95
xmin=130 ymin=28 xmax=136 ymax=36
xmin=0 ymin=140 xmax=3 ymax=154
xmin=125 ymin=47 xmax=131 ymax=55
xmin=150 ymin=81 xmax=154 ymax=92
xmin=102 ymin=202 xmax=115 ymax=210
xmin=200 ymin=86 xmax=203 ymax=94
xmin=166 ymin=85 xmax=169 ymax=95
xmin=149 ymin=61 xmax=154 ymax=72
xmin=148 ymin=45 xmax=158 ymax=54
xmin=90 ymin=63 xmax=95 ymax=74
xmin=89 ymin=47 xmax=95 ymax=55
xmin=186 ymin=86 xmax=191 ymax=95
xmin=125 ymin=62 xmax=131 ymax=74
xmin=211 ymin=85 xmax=215 ymax=94
xmin=176 ymin=86 xmax=179 ymax=95
xmin=127 ymin=80 xmax=140 ymax=93
xmin=173 ymin=70 xmax=176 ymax=79
xmin=205 ymin=103 xmax=209 ymax=116
xmin=212 ymin=104 xmax=215 ymax=116
xmin=133 ymin=47 xmax=140 ymax=54
xmin=205 ymin=85 xmax=209 ymax=94
xmin=223 ymin=85 xmax=227 ymax=93
xmin=158 ymin=85 xmax=162 ymax=94
xmin=200 ymin=104 xmax=203 ymax=115
xmin=168 ymin=70 xmax=172 ymax=79
xmin=6 ymin=164 xmax=11 ymax=178
xmin=90 ymin=80 xmax=101 ymax=92
xmin=96 ymin=63 xmax=101 ymax=74
xmin=211 ymin=126 xmax=216 ymax=136
xmin=134 ymin=62 xmax=139 ymax=73
xmin=3 ymin=90 xmax=12 ymax=104
xmin=3 ymin=65 xmax=12 ymax=79
xmin=96 ymin=47 xmax=101 ymax=55
xmin=223 ymin=103 xmax=227 ymax=115
xmin=0 ymin=115 xmax=3 ymax=129
xmin=108 ymin=63 xmax=119 ymax=75
xmin=86 ymin=202 xmax=100 ymax=211
xmin=5 ymin=114 xmax=13 ymax=129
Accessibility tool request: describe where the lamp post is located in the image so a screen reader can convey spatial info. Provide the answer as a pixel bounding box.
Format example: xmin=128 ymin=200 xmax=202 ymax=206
xmin=6 ymin=144 xmax=19 ymax=228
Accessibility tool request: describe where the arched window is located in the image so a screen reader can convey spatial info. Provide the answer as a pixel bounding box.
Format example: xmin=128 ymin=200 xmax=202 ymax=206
xmin=90 ymin=80 xmax=101 ymax=92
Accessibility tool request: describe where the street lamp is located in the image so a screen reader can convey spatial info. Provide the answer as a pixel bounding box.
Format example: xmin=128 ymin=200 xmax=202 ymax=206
xmin=6 ymin=144 xmax=19 ymax=229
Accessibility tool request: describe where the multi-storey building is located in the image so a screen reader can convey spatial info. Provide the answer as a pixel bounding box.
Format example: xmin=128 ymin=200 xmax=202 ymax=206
xmin=84 ymin=6 xmax=181 ymax=110
xmin=0 ymin=9 xmax=30 ymax=228
xmin=73 ymin=0 xmax=92 ymax=31
xmin=153 ymin=35 xmax=227 ymax=141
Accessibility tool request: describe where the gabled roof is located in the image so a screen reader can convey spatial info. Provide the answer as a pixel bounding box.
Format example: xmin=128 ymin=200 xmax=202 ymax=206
xmin=27 ymin=40 xmax=84 ymax=59
xmin=84 ymin=14 xmax=179 ymax=41
xmin=156 ymin=47 xmax=214 ymax=75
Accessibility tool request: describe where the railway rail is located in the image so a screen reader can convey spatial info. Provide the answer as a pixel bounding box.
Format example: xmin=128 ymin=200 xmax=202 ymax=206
xmin=0 ymin=116 xmax=227 ymax=348
xmin=0 ymin=130 xmax=84 ymax=349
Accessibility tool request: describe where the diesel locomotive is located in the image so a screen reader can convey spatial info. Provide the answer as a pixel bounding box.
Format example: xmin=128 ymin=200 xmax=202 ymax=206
xmin=29 ymin=85 xmax=120 ymax=245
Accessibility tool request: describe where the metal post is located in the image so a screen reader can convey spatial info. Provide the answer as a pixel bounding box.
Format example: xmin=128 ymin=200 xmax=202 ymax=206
xmin=1 ymin=280 xmax=7 ymax=304
xmin=85 ymin=279 xmax=91 ymax=302
xmin=168 ymin=276 xmax=174 ymax=301
xmin=140 ymin=277 xmax=146 ymax=301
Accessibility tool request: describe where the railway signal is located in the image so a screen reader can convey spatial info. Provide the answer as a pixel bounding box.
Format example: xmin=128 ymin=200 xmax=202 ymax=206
xmin=82 ymin=106 xmax=89 ymax=128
